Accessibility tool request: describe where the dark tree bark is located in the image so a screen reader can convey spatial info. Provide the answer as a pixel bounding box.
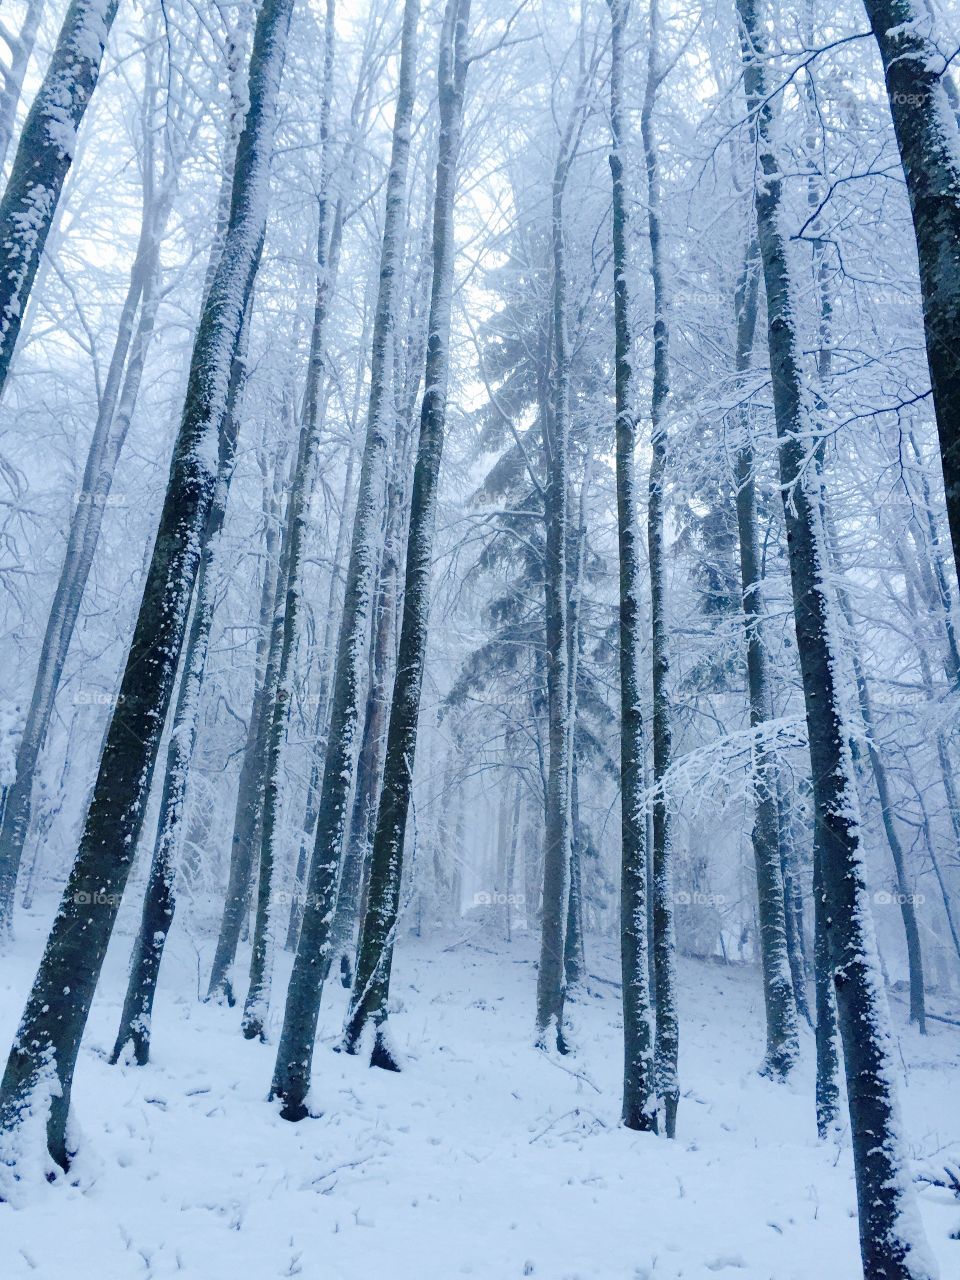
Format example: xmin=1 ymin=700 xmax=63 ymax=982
xmin=564 ymin=767 xmax=586 ymax=991
xmin=0 ymin=43 xmax=188 ymax=931
xmin=206 ymin=450 xmax=287 ymax=1004
xmin=110 ymin=316 xmax=249 ymax=1066
xmin=0 ymin=0 xmax=294 ymax=1173
xmin=285 ymin=444 xmax=357 ymax=954
xmin=859 ymin=0 xmax=960 ymax=584
xmin=813 ymin=841 xmax=841 ymax=1139
xmin=641 ymin=0 xmax=679 ymax=1137
xmin=828 ymin=529 xmax=926 ymax=1033
xmin=0 ymin=0 xmax=121 ymax=397
xmin=324 ymin=459 xmax=402 ymax=982
xmin=270 ymin=0 xmax=423 ymax=1117
xmin=339 ymin=0 xmax=471 ymax=1072
xmin=607 ymin=0 xmax=656 ymax=1133
xmin=241 ymin=0 xmax=338 ymax=1044
xmin=730 ymin=241 xmax=799 ymax=1076
xmin=533 ymin=53 xmax=594 ymax=1055
xmin=775 ymin=778 xmax=812 ymax=1026
xmin=737 ymin=0 xmax=935 ymax=1271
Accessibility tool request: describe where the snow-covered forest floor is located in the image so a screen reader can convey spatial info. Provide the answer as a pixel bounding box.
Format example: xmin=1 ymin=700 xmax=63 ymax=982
xmin=1 ymin=901 xmax=958 ymax=1279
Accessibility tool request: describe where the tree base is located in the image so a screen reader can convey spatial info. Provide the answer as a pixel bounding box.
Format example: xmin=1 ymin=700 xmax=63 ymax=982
xmin=370 ymin=1031 xmax=401 ymax=1073
xmin=662 ymin=1091 xmax=679 ymax=1139
xmin=621 ymin=1101 xmax=658 ymax=1133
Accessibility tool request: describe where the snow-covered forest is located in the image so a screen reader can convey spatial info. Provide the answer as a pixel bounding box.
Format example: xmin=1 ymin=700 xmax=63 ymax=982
xmin=0 ymin=0 xmax=958 ymax=1274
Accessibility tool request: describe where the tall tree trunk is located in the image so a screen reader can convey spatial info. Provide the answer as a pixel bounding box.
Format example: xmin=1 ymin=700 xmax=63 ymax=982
xmin=0 ymin=101 xmax=178 ymax=932
xmin=110 ymin=315 xmax=250 ymax=1066
xmin=562 ymin=444 xmax=590 ymax=998
xmin=829 ymin=531 xmax=926 ymax=1032
xmin=813 ymin=840 xmax=841 ymax=1138
xmin=0 ymin=249 xmax=157 ymax=930
xmin=859 ymin=0 xmax=960 ymax=584
xmin=642 ymin=0 xmax=679 ymax=1136
xmin=270 ymin=0 xmax=423 ymax=1117
xmin=206 ymin=449 xmax=287 ymax=1004
xmin=607 ymin=0 xmax=656 ymax=1132
xmin=241 ymin=0 xmax=337 ymax=1044
xmin=338 ymin=0 xmax=471 ymax=1074
xmin=0 ymin=23 xmax=242 ymax=931
xmin=284 ymin=444 xmax=357 ymax=953
xmin=903 ymin=430 xmax=960 ymax=687
xmin=737 ymin=1 xmax=934 ymax=1271
xmin=775 ymin=777 xmax=812 ymax=1025
xmin=0 ymin=0 xmax=121 ymax=396
xmin=0 ymin=0 xmax=45 ymax=174
xmin=897 ymin=549 xmax=960 ymax=972
xmin=534 ymin=63 xmax=590 ymax=1055
xmin=908 ymin=766 xmax=960 ymax=970
xmin=325 ymin=449 xmax=403 ymax=982
xmin=731 ymin=240 xmax=800 ymax=1076
xmin=322 ymin=175 xmax=432 ymax=979
xmin=564 ymin=767 xmax=586 ymax=991
xmin=0 ymin=0 xmax=294 ymax=1174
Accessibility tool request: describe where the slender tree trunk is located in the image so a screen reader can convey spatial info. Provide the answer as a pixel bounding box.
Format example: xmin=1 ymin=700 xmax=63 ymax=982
xmin=813 ymin=841 xmax=841 ymax=1138
xmin=909 ymin=770 xmax=960 ymax=969
xmin=776 ymin=777 xmax=812 ymax=1025
xmin=0 ymin=0 xmax=121 ymax=396
xmin=325 ymin=460 xmax=402 ymax=982
xmin=562 ymin=444 xmax=590 ymax=997
xmin=505 ymin=774 xmax=521 ymax=942
xmin=904 ymin=430 xmax=960 ymax=686
xmin=338 ymin=0 xmax=471 ymax=1074
xmin=0 ymin=0 xmax=294 ymax=1173
xmin=110 ymin=316 xmax=250 ymax=1065
xmin=0 ymin=0 xmax=45 ymax=174
xmin=737 ymin=1 xmax=934 ymax=1271
xmin=607 ymin=0 xmax=656 ymax=1131
xmin=898 ymin=553 xmax=960 ymax=972
xmin=0 ymin=21 xmax=240 ymax=930
xmin=241 ymin=0 xmax=337 ymax=1043
xmin=641 ymin=0 xmax=679 ymax=1136
xmin=533 ymin=67 xmax=590 ymax=1055
xmin=206 ymin=451 xmax=286 ymax=1003
xmin=0 ymin=129 xmax=173 ymax=932
xmin=859 ymin=0 xmax=960 ymax=584
xmin=564 ymin=767 xmax=586 ymax=991
xmin=284 ymin=445 xmax=357 ymax=953
xmin=324 ymin=338 xmax=424 ymax=974
xmin=270 ymin=0 xmax=423 ymax=1116
xmin=829 ymin=532 xmax=926 ymax=1032
xmin=730 ymin=241 xmax=799 ymax=1076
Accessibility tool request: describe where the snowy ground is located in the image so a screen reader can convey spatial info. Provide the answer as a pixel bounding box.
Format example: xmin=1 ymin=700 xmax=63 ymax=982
xmin=1 ymin=900 xmax=958 ymax=1279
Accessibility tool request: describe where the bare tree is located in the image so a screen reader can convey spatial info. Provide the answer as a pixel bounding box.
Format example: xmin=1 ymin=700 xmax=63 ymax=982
xmin=0 ymin=0 xmax=295 ymax=1172
xmin=737 ymin=0 xmax=935 ymax=1270
xmin=340 ymin=0 xmax=472 ymax=1072
xmin=0 ymin=0 xmax=121 ymax=396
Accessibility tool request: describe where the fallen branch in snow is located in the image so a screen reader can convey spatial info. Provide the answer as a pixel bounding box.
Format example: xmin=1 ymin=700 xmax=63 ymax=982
xmin=915 ymin=1166 xmax=960 ymax=1199
xmin=588 ymin=972 xmax=621 ymax=990
xmin=529 ymin=1107 xmax=607 ymax=1144
xmin=924 ymin=1012 xmax=960 ymax=1029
